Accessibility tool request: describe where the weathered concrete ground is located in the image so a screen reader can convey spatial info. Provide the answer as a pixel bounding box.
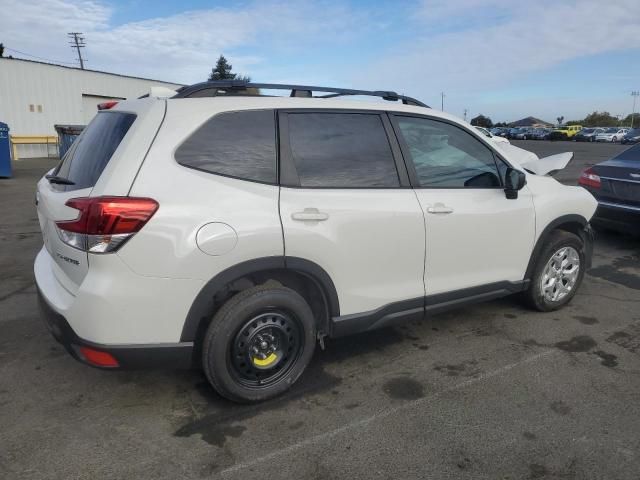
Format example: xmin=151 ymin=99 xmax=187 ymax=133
xmin=1 ymin=141 xmax=639 ymax=479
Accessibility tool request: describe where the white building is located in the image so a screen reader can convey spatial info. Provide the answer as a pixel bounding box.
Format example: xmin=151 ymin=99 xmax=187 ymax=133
xmin=0 ymin=58 xmax=183 ymax=158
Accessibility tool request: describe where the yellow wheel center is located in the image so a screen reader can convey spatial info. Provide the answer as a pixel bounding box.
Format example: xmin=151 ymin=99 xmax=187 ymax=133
xmin=252 ymin=352 xmax=278 ymax=367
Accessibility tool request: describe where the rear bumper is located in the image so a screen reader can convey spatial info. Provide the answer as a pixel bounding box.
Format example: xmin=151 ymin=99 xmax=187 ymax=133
xmin=37 ymin=288 xmax=194 ymax=369
xmin=593 ymin=202 xmax=640 ymax=233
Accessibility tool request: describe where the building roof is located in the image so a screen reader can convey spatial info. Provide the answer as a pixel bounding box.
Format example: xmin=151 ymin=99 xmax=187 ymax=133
xmin=0 ymin=57 xmax=184 ymax=87
xmin=509 ymin=116 xmax=553 ymax=127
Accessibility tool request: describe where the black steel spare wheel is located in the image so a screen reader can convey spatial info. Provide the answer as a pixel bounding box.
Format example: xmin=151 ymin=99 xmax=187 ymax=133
xmin=202 ymin=284 xmax=316 ymax=403
xmin=231 ymin=311 xmax=302 ymax=387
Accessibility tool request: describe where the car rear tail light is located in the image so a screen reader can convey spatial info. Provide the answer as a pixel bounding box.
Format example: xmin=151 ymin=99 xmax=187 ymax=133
xmin=79 ymin=346 xmax=119 ymax=367
xmin=55 ymin=197 xmax=158 ymax=253
xmin=97 ymin=101 xmax=119 ymax=110
xmin=578 ymin=167 xmax=601 ymax=189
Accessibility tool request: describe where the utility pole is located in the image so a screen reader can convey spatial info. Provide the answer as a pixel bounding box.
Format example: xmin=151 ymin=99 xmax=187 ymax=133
xmin=463 ymin=108 xmax=468 ymax=122
xmin=67 ymin=32 xmax=86 ymax=69
xmin=631 ymin=91 xmax=639 ymax=128
xmin=440 ymin=92 xmax=445 ymax=111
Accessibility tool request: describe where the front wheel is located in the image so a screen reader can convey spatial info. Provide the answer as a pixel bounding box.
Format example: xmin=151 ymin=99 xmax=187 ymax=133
xmin=521 ymin=231 xmax=586 ymax=312
xmin=202 ymin=284 xmax=316 ymax=403
xmin=612 ymin=136 xmax=617 ymax=143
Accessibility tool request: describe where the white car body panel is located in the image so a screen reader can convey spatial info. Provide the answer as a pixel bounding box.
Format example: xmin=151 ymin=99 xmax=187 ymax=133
xmin=279 ymin=188 xmax=425 ymax=315
xmin=414 ymin=188 xmax=535 ymax=295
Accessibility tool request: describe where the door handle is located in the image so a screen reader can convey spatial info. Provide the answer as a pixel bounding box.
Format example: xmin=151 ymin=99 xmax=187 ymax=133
xmin=291 ymin=208 xmax=329 ymax=222
xmin=427 ymin=203 xmax=454 ymax=214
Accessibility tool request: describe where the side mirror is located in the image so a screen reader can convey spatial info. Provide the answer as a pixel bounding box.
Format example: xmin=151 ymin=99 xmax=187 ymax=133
xmin=504 ymin=167 xmax=526 ymax=199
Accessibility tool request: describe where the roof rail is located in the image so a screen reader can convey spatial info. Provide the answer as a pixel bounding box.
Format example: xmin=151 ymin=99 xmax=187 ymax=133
xmin=171 ymin=81 xmax=429 ymax=107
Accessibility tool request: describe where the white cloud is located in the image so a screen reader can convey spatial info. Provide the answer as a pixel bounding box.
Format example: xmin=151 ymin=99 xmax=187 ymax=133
xmin=0 ymin=0 xmax=369 ymax=83
xmin=1 ymin=0 xmax=638 ymax=119
xmin=355 ymin=0 xmax=640 ymax=117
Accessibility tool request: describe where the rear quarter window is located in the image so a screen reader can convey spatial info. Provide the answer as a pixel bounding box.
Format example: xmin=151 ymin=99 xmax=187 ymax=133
xmin=175 ymin=110 xmax=277 ymax=184
xmin=55 ymin=111 xmax=136 ymax=191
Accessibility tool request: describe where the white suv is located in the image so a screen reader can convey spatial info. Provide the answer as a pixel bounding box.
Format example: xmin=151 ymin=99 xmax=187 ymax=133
xmin=35 ymin=82 xmax=597 ymax=402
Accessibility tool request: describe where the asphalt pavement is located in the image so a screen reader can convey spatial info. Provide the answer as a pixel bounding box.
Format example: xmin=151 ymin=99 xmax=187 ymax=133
xmin=1 ymin=141 xmax=638 ymax=480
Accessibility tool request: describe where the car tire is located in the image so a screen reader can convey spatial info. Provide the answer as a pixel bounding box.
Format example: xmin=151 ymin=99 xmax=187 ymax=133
xmin=202 ymin=284 xmax=316 ymax=403
xmin=612 ymin=136 xmax=617 ymax=143
xmin=521 ymin=230 xmax=586 ymax=312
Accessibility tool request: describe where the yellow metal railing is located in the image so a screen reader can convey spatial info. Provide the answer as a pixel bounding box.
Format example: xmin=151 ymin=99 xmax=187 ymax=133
xmin=10 ymin=135 xmax=58 ymax=160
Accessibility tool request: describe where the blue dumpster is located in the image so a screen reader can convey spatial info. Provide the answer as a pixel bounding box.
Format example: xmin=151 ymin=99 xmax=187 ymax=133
xmin=0 ymin=122 xmax=11 ymax=178
xmin=54 ymin=124 xmax=84 ymax=159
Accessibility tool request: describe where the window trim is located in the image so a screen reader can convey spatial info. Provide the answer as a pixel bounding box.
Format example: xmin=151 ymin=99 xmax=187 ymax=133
xmin=278 ymin=109 xmax=411 ymax=189
xmin=388 ymin=112 xmax=513 ymax=190
xmin=53 ymin=110 xmax=137 ymax=192
xmin=174 ymin=108 xmax=279 ymax=186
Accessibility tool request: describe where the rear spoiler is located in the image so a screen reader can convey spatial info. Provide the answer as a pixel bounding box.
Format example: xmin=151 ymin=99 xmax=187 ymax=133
xmin=137 ymin=86 xmax=179 ymax=100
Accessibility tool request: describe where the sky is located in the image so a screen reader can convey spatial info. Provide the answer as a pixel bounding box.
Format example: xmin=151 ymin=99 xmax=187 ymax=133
xmin=1 ymin=0 xmax=639 ymax=123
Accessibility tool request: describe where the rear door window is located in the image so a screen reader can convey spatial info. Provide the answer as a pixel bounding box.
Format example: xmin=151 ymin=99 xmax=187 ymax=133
xmin=175 ymin=110 xmax=277 ymax=184
xmin=285 ymin=112 xmax=399 ymax=188
xmin=55 ymin=112 xmax=136 ymax=191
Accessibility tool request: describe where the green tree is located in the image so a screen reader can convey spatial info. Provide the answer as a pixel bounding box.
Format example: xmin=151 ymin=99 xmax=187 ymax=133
xmin=208 ymin=55 xmax=251 ymax=82
xmin=0 ymin=43 xmax=4 ymax=58
xmin=470 ymin=114 xmax=493 ymax=128
xmin=582 ymin=111 xmax=619 ymax=127
xmin=622 ymin=113 xmax=640 ymax=128
xmin=494 ymin=121 xmax=508 ymax=127
xmin=556 ymin=116 xmax=564 ymax=125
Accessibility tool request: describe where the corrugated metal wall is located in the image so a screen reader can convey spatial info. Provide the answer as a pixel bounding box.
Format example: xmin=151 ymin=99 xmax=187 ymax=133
xmin=0 ymin=59 xmax=183 ymax=158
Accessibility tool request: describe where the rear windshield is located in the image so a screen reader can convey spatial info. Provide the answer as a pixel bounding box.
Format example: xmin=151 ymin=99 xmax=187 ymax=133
xmin=54 ymin=112 xmax=136 ymax=190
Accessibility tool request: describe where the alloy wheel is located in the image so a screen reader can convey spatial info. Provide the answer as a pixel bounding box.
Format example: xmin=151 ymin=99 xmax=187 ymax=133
xmin=540 ymin=246 xmax=580 ymax=302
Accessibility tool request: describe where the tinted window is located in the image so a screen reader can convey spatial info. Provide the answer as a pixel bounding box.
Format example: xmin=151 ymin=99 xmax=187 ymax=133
xmin=55 ymin=112 xmax=136 ymax=190
xmin=176 ymin=110 xmax=276 ymax=184
xmin=396 ymin=116 xmax=501 ymax=188
xmin=287 ymin=113 xmax=399 ymax=188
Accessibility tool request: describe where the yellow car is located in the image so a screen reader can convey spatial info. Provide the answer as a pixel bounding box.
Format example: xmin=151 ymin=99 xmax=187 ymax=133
xmin=550 ymin=125 xmax=582 ymax=140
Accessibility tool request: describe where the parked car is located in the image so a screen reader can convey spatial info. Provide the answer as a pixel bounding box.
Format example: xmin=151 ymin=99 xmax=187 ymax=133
xmin=621 ymin=128 xmax=640 ymax=145
xmin=513 ymin=128 xmax=537 ymax=140
xmin=475 ymin=126 xmax=510 ymax=144
xmin=578 ymin=143 xmax=640 ymax=233
xmin=506 ymin=127 xmax=525 ymax=139
xmin=549 ymin=125 xmax=583 ymax=140
xmin=490 ymin=127 xmax=509 ymax=137
xmin=531 ymin=128 xmax=552 ymax=140
xmin=35 ymin=81 xmax=596 ymax=403
xmin=574 ymin=127 xmax=605 ymax=142
xmin=595 ymin=127 xmax=629 ymax=143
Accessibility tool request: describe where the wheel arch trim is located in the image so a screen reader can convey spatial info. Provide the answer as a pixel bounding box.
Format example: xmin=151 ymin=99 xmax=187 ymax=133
xmin=524 ymin=214 xmax=591 ymax=281
xmin=179 ymin=256 xmax=340 ymax=342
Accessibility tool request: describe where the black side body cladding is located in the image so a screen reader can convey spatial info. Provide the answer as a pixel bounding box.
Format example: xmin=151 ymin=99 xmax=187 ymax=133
xmin=524 ymin=214 xmax=592 ymax=280
xmin=330 ymin=281 xmax=527 ymax=337
xmin=179 ymin=257 xmax=340 ymax=342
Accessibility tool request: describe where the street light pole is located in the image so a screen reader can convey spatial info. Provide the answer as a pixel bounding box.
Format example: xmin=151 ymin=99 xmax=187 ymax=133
xmin=441 ymin=92 xmax=445 ymax=111
xmin=631 ymin=91 xmax=639 ymax=128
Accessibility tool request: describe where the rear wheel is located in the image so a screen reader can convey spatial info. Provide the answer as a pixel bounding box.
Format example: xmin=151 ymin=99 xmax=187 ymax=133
xmin=522 ymin=231 xmax=586 ymax=312
xmin=202 ymin=284 xmax=316 ymax=403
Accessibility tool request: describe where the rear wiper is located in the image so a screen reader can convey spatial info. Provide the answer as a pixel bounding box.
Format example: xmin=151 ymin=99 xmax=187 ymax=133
xmin=45 ymin=174 xmax=75 ymax=185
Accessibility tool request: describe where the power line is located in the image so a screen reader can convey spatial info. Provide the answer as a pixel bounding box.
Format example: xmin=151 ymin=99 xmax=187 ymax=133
xmin=3 ymin=46 xmax=76 ymax=65
xmin=67 ymin=32 xmax=86 ymax=69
